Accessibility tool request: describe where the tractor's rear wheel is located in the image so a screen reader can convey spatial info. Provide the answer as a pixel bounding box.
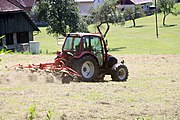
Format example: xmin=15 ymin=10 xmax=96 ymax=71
xmin=74 ymin=55 xmax=98 ymax=82
xmin=111 ymin=64 xmax=128 ymax=81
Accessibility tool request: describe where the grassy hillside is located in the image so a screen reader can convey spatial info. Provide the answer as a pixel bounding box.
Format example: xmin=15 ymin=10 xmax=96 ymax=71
xmin=34 ymin=27 xmax=60 ymax=53
xmin=90 ymin=14 xmax=180 ymax=54
xmin=34 ymin=14 xmax=180 ymax=54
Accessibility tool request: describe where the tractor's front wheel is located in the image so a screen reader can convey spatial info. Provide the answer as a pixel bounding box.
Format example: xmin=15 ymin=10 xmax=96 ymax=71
xmin=111 ymin=64 xmax=128 ymax=81
xmin=74 ymin=55 xmax=98 ymax=82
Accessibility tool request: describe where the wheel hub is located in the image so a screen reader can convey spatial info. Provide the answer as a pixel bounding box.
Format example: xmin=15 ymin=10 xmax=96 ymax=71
xmin=81 ymin=61 xmax=94 ymax=79
xmin=118 ymin=68 xmax=126 ymax=80
xmin=83 ymin=67 xmax=87 ymax=72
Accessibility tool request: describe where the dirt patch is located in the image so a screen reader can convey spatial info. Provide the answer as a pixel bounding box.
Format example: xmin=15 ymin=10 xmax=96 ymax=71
xmin=0 ymin=54 xmax=180 ymax=120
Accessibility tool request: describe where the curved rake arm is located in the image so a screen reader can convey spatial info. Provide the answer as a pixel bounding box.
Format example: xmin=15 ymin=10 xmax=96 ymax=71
xmin=97 ymin=22 xmax=110 ymax=38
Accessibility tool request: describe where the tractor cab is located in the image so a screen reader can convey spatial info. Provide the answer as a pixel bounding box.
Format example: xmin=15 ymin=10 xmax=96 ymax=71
xmin=62 ymin=33 xmax=107 ymax=67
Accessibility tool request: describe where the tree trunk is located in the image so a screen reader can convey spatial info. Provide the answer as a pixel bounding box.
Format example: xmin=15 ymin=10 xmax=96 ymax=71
xmin=163 ymin=14 xmax=166 ymax=26
xmin=163 ymin=12 xmax=168 ymax=27
xmin=132 ymin=19 xmax=136 ymax=27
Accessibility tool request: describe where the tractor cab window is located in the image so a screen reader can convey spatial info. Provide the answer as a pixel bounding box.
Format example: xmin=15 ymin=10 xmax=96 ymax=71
xmin=91 ymin=37 xmax=102 ymax=52
xmin=73 ymin=37 xmax=81 ymax=52
xmin=63 ymin=37 xmax=73 ymax=51
xmin=63 ymin=36 xmax=81 ymax=52
xmin=82 ymin=36 xmax=90 ymax=51
xmin=90 ymin=36 xmax=103 ymax=66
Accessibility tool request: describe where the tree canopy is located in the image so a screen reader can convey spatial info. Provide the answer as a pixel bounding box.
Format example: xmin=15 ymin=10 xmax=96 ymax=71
xmin=32 ymin=0 xmax=88 ymax=36
xmin=92 ymin=0 xmax=124 ymax=37
xmin=123 ymin=5 xmax=145 ymax=27
xmin=158 ymin=0 xmax=177 ymax=26
xmin=31 ymin=0 xmax=48 ymax=22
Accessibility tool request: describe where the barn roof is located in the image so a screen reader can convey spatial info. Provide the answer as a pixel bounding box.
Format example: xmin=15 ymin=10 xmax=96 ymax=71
xmin=0 ymin=0 xmax=39 ymax=34
xmin=0 ymin=0 xmax=22 ymax=12
xmin=0 ymin=0 xmax=36 ymax=12
xmin=19 ymin=0 xmax=36 ymax=8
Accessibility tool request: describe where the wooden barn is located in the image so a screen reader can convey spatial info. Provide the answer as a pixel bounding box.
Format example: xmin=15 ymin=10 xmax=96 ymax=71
xmin=0 ymin=0 xmax=39 ymax=52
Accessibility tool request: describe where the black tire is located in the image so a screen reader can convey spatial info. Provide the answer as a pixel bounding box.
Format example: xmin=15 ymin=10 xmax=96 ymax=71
xmin=111 ymin=64 xmax=128 ymax=81
xmin=73 ymin=55 xmax=98 ymax=82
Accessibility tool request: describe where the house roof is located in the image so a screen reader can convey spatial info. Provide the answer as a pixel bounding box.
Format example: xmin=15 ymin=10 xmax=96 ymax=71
xmin=131 ymin=0 xmax=152 ymax=4
xmin=118 ymin=0 xmax=152 ymax=5
xmin=75 ymin=0 xmax=94 ymax=3
xmin=0 ymin=0 xmax=22 ymax=12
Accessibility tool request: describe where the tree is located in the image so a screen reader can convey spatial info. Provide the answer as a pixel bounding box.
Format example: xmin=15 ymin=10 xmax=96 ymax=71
xmin=92 ymin=0 xmax=124 ymax=37
xmin=31 ymin=0 xmax=49 ymax=22
xmin=77 ymin=16 xmax=89 ymax=33
xmin=123 ymin=5 xmax=145 ymax=27
xmin=158 ymin=0 xmax=177 ymax=26
xmin=47 ymin=0 xmax=87 ymax=36
xmin=172 ymin=4 xmax=180 ymax=15
xmin=32 ymin=0 xmax=88 ymax=36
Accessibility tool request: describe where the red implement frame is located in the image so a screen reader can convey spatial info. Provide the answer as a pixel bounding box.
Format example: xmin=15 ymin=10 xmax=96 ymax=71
xmin=14 ymin=58 xmax=81 ymax=80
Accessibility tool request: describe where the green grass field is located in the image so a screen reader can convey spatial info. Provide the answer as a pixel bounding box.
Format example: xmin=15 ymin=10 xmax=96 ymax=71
xmin=34 ymin=13 xmax=180 ymax=54
xmin=34 ymin=27 xmax=60 ymax=53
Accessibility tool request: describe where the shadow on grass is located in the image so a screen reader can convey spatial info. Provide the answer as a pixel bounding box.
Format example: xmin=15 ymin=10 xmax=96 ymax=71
xmin=160 ymin=24 xmax=178 ymax=28
xmin=126 ymin=25 xmax=146 ymax=28
xmin=165 ymin=24 xmax=178 ymax=27
xmin=108 ymin=47 xmax=127 ymax=52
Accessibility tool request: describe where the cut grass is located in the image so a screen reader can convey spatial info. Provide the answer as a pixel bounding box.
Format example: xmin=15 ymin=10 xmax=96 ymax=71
xmin=0 ymin=54 xmax=180 ymax=119
xmin=34 ymin=14 xmax=180 ymax=54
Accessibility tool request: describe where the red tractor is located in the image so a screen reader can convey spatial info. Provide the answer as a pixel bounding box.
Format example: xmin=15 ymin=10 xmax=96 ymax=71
xmin=56 ymin=25 xmax=128 ymax=82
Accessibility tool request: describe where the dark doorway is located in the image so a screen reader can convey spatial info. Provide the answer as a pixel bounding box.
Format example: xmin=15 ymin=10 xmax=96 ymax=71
xmin=6 ymin=33 xmax=14 ymax=45
xmin=17 ymin=32 xmax=29 ymax=43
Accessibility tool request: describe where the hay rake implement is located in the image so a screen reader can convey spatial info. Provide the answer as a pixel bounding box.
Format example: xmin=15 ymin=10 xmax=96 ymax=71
xmin=14 ymin=58 xmax=82 ymax=84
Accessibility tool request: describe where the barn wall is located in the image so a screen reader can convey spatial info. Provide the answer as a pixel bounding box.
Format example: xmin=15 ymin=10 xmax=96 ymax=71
xmin=0 ymin=32 xmax=34 ymax=52
xmin=29 ymin=31 xmax=33 ymax=41
xmin=2 ymin=37 xmax=6 ymax=45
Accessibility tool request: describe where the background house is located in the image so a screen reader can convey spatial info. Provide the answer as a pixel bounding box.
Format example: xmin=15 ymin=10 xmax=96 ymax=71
xmin=75 ymin=0 xmax=153 ymax=16
xmin=117 ymin=0 xmax=153 ymax=13
xmin=93 ymin=0 xmax=105 ymax=8
xmin=75 ymin=0 xmax=105 ymax=16
xmin=75 ymin=0 xmax=94 ymax=16
xmin=0 ymin=0 xmax=39 ymax=52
